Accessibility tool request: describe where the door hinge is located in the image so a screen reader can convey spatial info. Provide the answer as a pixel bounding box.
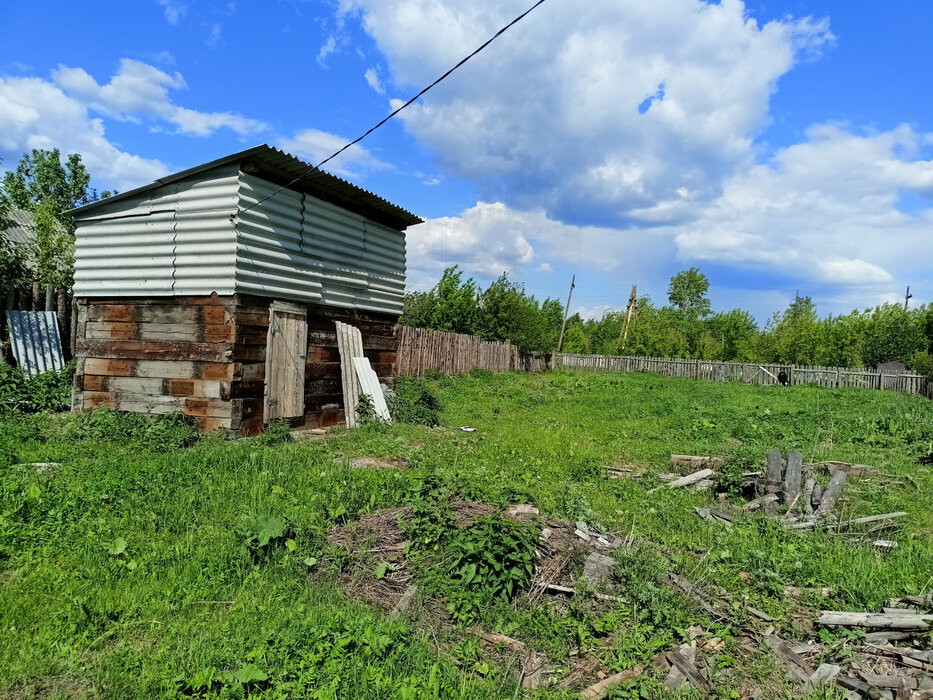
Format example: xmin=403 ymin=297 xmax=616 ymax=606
xmin=267 ymin=398 xmax=279 ymax=405
xmin=270 ymin=327 xmax=280 ymax=335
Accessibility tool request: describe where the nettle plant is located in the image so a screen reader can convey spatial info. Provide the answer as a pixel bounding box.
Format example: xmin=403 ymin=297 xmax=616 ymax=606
xmin=443 ymin=516 xmax=538 ymax=624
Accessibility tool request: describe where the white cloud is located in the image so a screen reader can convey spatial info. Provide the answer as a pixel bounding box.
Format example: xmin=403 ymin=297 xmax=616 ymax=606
xmin=537 ymin=262 xmax=553 ymax=274
xmin=156 ymin=0 xmax=187 ymax=25
xmin=575 ymin=304 xmax=614 ymax=321
xmin=207 ymin=23 xmax=223 ymax=49
xmin=673 ymin=124 xmax=933 ymax=291
xmin=340 ymin=0 xmax=833 ymax=226
xmin=0 ymin=76 xmax=169 ymax=190
xmin=317 ymin=36 xmax=337 ymax=66
xmin=338 ymin=1 xmax=933 ymax=315
xmin=278 ymin=128 xmax=391 ymax=178
xmin=52 ymin=59 xmax=267 ymax=137
xmin=364 ymin=68 xmax=385 ymax=94
xmin=406 ymin=201 xmax=673 ymax=286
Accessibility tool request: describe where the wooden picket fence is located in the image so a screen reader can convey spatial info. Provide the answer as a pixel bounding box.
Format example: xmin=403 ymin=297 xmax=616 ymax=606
xmin=396 ymin=326 xmax=519 ymax=376
xmin=554 ymin=354 xmax=933 ymax=398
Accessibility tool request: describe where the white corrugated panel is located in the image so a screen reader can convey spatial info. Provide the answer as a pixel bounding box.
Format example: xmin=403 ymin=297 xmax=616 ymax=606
xmin=73 ymin=167 xmax=240 ymax=297
xmin=6 ymin=311 xmax=65 ymax=376
xmin=172 ymin=171 xmax=239 ymax=296
xmin=301 ymin=193 xmax=406 ymax=314
xmin=235 ymin=174 xmax=325 ymax=302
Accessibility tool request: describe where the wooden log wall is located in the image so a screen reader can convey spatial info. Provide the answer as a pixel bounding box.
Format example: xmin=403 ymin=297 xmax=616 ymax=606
xmin=395 ymin=325 xmax=518 ymax=376
xmin=72 ymin=295 xmax=269 ymax=435
xmin=73 ymin=295 xmax=400 ymax=434
xmin=553 ymin=354 xmax=932 ymax=398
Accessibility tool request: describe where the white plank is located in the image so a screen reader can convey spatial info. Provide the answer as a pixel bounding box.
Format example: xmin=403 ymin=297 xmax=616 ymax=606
xmin=335 ymin=321 xmax=364 ymax=428
xmin=353 ymin=356 xmax=392 ymax=423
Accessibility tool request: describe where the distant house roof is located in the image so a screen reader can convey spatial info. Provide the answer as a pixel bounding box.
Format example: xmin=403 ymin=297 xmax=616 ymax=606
xmin=4 ymin=207 xmax=41 ymax=249
xmin=878 ymin=360 xmax=906 ymax=374
xmin=69 ymin=145 xmax=422 ymax=231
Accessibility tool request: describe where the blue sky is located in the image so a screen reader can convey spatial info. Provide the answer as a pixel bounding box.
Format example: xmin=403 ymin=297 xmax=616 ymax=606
xmin=2 ymin=0 xmax=931 ymax=323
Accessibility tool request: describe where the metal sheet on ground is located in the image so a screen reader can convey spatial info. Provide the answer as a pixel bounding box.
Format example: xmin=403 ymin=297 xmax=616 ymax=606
xmin=352 ymin=356 xmax=392 ymax=423
xmin=6 ymin=311 xmax=65 ymax=376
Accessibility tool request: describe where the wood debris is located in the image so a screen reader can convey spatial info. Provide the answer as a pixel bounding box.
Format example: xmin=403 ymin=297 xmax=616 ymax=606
xmin=579 ymin=665 xmax=644 ymax=699
xmin=669 ymin=455 xmax=725 ymax=471
xmin=817 ymin=611 xmax=933 ymax=631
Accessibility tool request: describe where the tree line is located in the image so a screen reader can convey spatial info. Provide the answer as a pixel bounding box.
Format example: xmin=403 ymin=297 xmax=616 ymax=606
xmin=402 ymin=266 xmax=933 ymax=376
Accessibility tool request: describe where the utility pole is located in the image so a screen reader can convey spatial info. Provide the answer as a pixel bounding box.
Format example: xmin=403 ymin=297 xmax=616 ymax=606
xmin=619 ymin=284 xmax=638 ymax=348
xmin=904 ymin=285 xmax=913 ymax=310
xmin=557 ymin=274 xmax=575 ymax=353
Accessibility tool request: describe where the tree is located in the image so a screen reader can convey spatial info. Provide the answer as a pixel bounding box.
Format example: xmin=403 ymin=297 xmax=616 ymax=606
xmin=1 ymin=149 xmax=97 ymax=290
xmin=2 ymin=149 xmax=94 ymax=222
xmin=667 ymin=268 xmax=711 ymax=318
xmin=861 ymin=304 xmax=925 ymax=368
xmin=706 ymin=309 xmax=759 ymax=362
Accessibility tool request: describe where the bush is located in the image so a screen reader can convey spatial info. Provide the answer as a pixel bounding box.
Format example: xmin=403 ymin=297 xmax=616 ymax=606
xmin=65 ymin=406 xmax=199 ymax=452
xmin=0 ymin=360 xmax=74 ymax=413
xmin=909 ymin=350 xmax=933 ymax=379
xmin=388 ymin=377 xmax=442 ymax=426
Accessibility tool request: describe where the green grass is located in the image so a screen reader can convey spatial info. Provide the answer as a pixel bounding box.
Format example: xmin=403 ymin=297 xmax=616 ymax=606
xmin=1 ymin=371 xmax=932 ymax=698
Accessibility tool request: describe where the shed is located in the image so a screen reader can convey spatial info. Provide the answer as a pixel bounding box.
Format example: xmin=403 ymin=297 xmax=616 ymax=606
xmin=69 ymin=145 xmax=421 ymax=435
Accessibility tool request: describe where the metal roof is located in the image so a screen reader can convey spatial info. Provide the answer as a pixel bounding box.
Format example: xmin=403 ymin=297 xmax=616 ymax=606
xmin=1 ymin=208 xmax=69 ymax=272
xmin=69 ymin=145 xmax=422 ymax=230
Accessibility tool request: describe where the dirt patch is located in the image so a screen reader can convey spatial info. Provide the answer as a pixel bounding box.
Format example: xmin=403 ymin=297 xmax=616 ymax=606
xmin=348 ymin=456 xmax=410 ymax=470
xmin=0 ymin=677 xmax=96 ymax=700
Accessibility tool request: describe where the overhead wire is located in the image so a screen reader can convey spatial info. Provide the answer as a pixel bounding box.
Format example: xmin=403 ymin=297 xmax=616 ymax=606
xmin=237 ymin=0 xmax=549 ymax=217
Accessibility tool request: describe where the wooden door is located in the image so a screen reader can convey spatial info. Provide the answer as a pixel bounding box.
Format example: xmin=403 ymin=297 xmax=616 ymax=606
xmin=264 ymin=302 xmax=308 ymax=422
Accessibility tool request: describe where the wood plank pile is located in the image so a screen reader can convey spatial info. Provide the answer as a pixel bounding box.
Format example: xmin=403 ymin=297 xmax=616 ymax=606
xmin=686 ymin=449 xmax=908 ymax=543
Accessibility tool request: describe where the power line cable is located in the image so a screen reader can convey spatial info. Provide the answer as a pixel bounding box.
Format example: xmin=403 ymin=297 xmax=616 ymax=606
xmin=239 ymin=0 xmax=549 ymax=217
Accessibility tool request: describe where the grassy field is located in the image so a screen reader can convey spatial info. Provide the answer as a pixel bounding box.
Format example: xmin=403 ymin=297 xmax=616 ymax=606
xmin=1 ymin=370 xmax=932 ymax=699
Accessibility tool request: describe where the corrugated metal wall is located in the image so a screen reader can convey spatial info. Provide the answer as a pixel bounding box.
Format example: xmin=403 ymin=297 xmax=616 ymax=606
xmin=73 ymin=166 xmax=240 ymax=298
xmin=73 ymin=166 xmax=407 ymax=316
xmin=234 ymin=173 xmax=406 ymax=314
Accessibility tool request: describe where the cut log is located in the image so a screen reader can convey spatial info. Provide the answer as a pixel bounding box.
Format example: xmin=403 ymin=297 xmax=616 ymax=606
xmin=580 ymin=665 xmax=645 ymax=699
xmin=765 ymin=449 xmax=783 ymax=491
xmin=815 ymin=471 xmax=847 ymax=517
xmin=784 ymin=451 xmax=803 ymax=505
xmin=817 ymin=611 xmax=933 ymax=630
xmin=669 ymin=455 xmax=724 ymax=471
xmin=811 ymin=482 xmax=823 ymax=510
xmin=666 ymin=469 xmax=715 ymax=489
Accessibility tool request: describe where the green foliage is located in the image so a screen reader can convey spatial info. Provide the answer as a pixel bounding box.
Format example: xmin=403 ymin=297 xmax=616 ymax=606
xmin=0 ymin=361 xmax=74 ymax=413
xmin=0 ymin=148 xmax=97 ymax=289
xmin=402 ymin=265 xmax=933 ymax=370
xmin=443 ymin=516 xmax=537 ymax=622
xmin=400 ymin=265 xmax=564 ymax=352
xmin=257 ymin=418 xmax=293 ymax=445
xmin=64 ymin=406 xmax=199 ymax=451
xmin=236 ymin=514 xmax=289 ymax=556
xmin=3 ymin=371 xmax=933 ymax=697
xmin=389 ymin=376 xmax=442 ymax=426
xmin=668 ymin=267 xmax=711 ymax=319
